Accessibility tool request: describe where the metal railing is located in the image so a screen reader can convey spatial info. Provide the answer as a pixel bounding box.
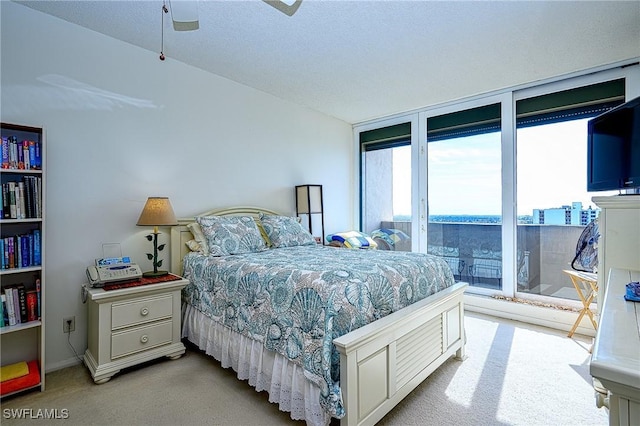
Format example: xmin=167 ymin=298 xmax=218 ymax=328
xmin=377 ymin=221 xmax=585 ymax=301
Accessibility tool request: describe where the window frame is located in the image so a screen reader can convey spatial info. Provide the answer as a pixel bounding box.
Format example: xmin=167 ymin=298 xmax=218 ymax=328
xmin=354 ymin=61 xmax=640 ymax=307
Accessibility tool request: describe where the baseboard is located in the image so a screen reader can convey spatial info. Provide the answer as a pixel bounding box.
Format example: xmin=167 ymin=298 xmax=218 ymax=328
xmin=46 ymin=357 xmax=83 ymax=373
xmin=464 ymin=294 xmax=597 ymax=338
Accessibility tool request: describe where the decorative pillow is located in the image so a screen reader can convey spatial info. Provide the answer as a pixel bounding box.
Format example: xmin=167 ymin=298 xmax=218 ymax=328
xmin=370 ymin=228 xmax=409 ymax=249
xmin=258 ymin=213 xmax=316 ymax=248
xmin=326 ymin=231 xmax=378 ymax=249
xmin=185 ymin=239 xmax=203 ymax=253
xmin=187 ymin=222 xmax=209 ymax=256
xmin=196 ymin=215 xmax=267 ymax=256
xmin=254 ymin=219 xmax=272 ymax=247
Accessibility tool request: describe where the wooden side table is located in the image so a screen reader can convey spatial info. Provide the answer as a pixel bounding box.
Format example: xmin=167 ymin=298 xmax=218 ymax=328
xmin=83 ymin=275 xmax=188 ymax=383
xmin=563 ymin=269 xmax=598 ymax=338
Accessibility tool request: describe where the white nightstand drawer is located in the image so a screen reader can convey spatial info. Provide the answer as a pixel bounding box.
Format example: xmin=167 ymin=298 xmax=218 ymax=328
xmin=111 ymin=320 xmax=173 ymax=359
xmin=111 ymin=294 xmax=173 ymax=330
xmin=84 ymin=277 xmax=188 ymax=383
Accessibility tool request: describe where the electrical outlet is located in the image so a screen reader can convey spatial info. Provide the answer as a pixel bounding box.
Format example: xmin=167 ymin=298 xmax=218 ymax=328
xmin=63 ymin=316 xmax=75 ymax=333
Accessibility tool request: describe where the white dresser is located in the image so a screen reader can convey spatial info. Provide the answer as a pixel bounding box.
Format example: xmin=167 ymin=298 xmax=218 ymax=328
xmin=592 ymin=195 xmax=640 ymax=297
xmin=590 ymin=268 xmax=640 ymax=426
xmin=83 ymin=277 xmax=188 ymax=383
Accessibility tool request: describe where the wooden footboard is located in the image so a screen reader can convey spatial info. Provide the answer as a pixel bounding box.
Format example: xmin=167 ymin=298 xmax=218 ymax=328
xmin=333 ymin=281 xmax=467 ymax=426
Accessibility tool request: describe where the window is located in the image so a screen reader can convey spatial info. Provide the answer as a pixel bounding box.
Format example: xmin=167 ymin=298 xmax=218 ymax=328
xmin=356 ymin=64 xmax=639 ymax=307
xmin=515 ymin=79 xmax=625 ymax=301
xmin=360 ymin=123 xmax=412 ymax=251
xmin=427 ymin=103 xmax=503 ymax=287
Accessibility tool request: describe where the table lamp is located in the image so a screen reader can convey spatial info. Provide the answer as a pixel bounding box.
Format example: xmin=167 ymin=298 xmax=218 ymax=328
xmin=136 ymin=197 xmax=178 ymax=277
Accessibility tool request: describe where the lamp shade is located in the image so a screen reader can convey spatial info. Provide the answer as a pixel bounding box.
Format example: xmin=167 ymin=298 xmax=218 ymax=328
xmin=136 ymin=197 xmax=178 ymax=226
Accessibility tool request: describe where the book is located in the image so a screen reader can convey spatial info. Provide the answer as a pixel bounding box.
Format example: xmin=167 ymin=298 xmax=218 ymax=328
xmin=1 ymin=136 xmax=8 ymax=169
xmin=8 ymin=181 xmax=16 ymax=219
xmin=0 ymin=294 xmax=4 ymax=327
xmin=8 ymin=136 xmax=18 ymax=169
xmin=22 ymin=140 xmax=30 ymax=170
xmin=34 ymin=140 xmax=41 ymax=170
xmin=26 ymin=291 xmax=37 ymax=322
xmin=16 ymin=284 xmax=27 ymax=323
xmin=5 ymin=287 xmax=17 ymax=326
xmin=20 ymin=236 xmax=29 ymax=268
xmin=7 ymin=237 xmax=14 ymax=269
xmin=1 ymin=183 xmax=9 ymax=218
xmin=33 ymin=230 xmax=41 ymax=265
xmin=28 ymin=141 xmax=36 ymax=169
xmin=35 ymin=279 xmax=41 ymax=319
xmin=23 ymin=177 xmax=32 ymax=219
xmin=16 ymin=138 xmax=24 ymax=169
xmin=19 ymin=182 xmax=26 ymax=219
xmin=0 ymin=294 xmax=7 ymax=326
xmin=15 ymin=235 xmax=22 ymax=268
xmin=12 ymin=287 xmax=21 ymax=324
xmin=2 ymin=237 xmax=8 ymax=269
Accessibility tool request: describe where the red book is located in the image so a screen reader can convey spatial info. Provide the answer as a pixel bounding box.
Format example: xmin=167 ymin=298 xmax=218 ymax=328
xmin=26 ymin=291 xmax=37 ymax=322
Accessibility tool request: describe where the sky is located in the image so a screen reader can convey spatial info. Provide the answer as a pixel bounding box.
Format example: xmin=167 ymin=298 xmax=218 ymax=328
xmin=392 ymin=118 xmax=618 ymax=217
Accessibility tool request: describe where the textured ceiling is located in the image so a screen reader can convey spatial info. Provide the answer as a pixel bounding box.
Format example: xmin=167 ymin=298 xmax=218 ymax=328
xmin=16 ymin=0 xmax=640 ymax=124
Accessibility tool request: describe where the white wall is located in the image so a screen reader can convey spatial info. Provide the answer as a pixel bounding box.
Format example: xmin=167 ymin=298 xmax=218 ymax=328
xmin=1 ymin=2 xmax=353 ymax=370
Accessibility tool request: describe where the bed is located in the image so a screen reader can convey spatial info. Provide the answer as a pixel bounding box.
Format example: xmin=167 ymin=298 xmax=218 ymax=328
xmin=170 ymin=207 xmax=467 ymax=426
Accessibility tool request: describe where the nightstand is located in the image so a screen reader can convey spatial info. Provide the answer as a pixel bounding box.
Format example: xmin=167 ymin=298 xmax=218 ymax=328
xmin=83 ymin=275 xmax=188 ymax=384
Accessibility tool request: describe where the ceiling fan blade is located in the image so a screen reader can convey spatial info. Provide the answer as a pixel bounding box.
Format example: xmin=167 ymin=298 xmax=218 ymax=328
xmin=263 ymin=0 xmax=303 ymax=17
xmin=169 ymin=0 xmax=199 ymax=31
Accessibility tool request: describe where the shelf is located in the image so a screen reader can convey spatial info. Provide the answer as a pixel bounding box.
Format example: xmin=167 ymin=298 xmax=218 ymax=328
xmin=0 ymin=320 xmax=41 ymax=335
xmin=0 ymin=218 xmax=42 ymax=224
xmin=1 ymin=382 xmax=42 ymax=398
xmin=0 ymin=168 xmax=43 ymax=175
xmin=0 ymin=266 xmax=42 ymax=276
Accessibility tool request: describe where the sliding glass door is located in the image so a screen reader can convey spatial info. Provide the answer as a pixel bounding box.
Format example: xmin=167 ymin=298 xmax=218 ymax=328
xmin=514 ymin=79 xmax=625 ymax=301
xmin=426 ymin=102 xmax=504 ymax=288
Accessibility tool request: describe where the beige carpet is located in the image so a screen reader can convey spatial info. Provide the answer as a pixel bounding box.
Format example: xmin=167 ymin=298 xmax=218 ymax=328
xmin=1 ymin=313 xmax=608 ymax=425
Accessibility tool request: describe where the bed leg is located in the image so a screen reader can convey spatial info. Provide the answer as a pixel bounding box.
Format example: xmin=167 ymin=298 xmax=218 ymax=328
xmin=454 ymin=325 xmax=467 ymax=361
xmin=455 ymin=345 xmax=467 ymax=361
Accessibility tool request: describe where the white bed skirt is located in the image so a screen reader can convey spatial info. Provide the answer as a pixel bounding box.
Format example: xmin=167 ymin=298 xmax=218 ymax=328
xmin=182 ymin=304 xmax=331 ymax=426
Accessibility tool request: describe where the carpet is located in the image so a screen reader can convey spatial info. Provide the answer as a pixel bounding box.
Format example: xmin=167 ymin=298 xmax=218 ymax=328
xmin=0 ymin=313 xmax=608 ymax=425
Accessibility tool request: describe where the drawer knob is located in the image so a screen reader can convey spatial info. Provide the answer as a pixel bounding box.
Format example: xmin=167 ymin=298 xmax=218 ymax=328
xmin=140 ymin=307 xmax=149 ymax=316
xmin=140 ymin=335 xmax=149 ymax=344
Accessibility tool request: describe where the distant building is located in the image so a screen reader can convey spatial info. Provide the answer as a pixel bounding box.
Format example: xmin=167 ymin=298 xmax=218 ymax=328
xmin=533 ymin=202 xmax=598 ymax=225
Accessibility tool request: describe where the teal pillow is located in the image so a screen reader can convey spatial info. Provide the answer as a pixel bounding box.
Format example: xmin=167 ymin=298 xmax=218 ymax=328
xmin=196 ymin=216 xmax=267 ymax=256
xmin=258 ymin=213 xmax=316 ymax=248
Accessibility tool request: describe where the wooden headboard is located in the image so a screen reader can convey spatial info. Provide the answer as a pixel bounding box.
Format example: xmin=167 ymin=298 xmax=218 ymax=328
xmin=170 ymin=206 xmax=281 ymax=276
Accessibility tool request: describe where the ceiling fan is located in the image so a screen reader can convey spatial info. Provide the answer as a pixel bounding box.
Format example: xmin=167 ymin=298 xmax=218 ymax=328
xmin=263 ymin=0 xmax=304 ymax=16
xmin=160 ymin=0 xmax=302 ymax=60
xmin=168 ymin=0 xmax=303 ymax=32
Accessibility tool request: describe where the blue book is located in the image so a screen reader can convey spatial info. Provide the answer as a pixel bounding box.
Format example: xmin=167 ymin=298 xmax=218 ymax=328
xmin=33 ymin=230 xmax=41 ymax=266
xmin=34 ymin=141 xmax=41 ymax=170
xmin=28 ymin=141 xmax=36 ymax=169
xmin=1 ymin=136 xmax=8 ymax=169
xmin=28 ymin=233 xmax=34 ymax=267
xmin=0 ymin=294 xmax=5 ymax=327
xmin=21 ymin=236 xmax=29 ymax=267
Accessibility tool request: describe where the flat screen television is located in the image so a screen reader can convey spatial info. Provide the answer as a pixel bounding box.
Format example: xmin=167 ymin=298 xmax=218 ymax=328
xmin=587 ymin=95 xmax=640 ymax=192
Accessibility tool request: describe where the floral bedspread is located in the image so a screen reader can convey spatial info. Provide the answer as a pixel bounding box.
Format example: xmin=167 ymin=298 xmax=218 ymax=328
xmin=182 ymin=245 xmax=455 ymax=418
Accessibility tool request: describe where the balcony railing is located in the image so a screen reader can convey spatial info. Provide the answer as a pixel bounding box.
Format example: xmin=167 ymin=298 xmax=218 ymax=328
xmin=378 ymin=220 xmax=585 ymax=301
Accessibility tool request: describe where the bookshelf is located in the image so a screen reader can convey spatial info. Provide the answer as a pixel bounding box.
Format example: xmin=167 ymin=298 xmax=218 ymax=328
xmin=0 ymin=122 xmax=45 ymax=397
